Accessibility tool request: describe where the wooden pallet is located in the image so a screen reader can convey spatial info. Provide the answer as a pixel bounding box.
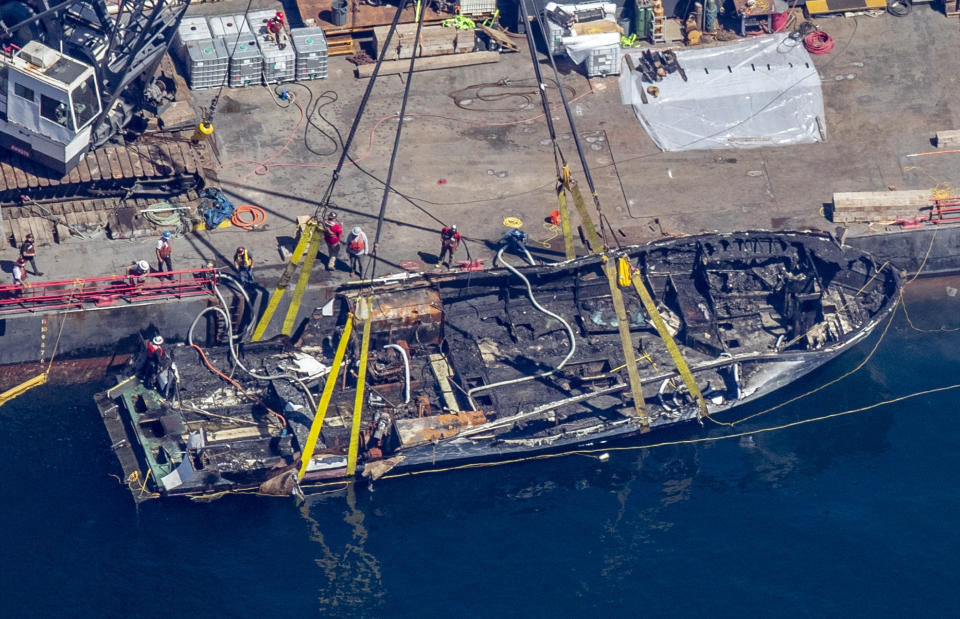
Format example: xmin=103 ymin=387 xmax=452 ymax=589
xmin=946 ymin=0 xmax=960 ymax=15
xmin=478 ymin=25 xmax=522 ymax=52
xmin=327 ymin=35 xmax=355 ymax=55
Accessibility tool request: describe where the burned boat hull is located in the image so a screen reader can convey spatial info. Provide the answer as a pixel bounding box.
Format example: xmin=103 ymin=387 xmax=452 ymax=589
xmin=97 ymin=231 xmax=902 ymax=500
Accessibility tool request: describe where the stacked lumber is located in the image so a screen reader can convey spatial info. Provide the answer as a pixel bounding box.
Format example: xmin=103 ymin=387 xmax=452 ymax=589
xmin=374 ymin=24 xmax=475 ymax=60
xmin=936 ymin=130 xmax=960 ymax=148
xmin=831 ymin=190 xmax=931 ymax=223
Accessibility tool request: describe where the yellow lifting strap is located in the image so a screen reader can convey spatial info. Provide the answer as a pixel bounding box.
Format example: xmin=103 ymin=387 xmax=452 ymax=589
xmin=556 ymin=182 xmax=576 ymax=261
xmin=252 ymin=222 xmax=317 ymax=341
xmin=630 ymin=268 xmax=708 ymax=417
xmin=566 ymin=181 xmax=603 ymax=253
xmin=281 ymin=228 xmax=324 ymax=335
xmin=603 ymin=259 xmax=648 ymax=424
xmin=298 ymin=312 xmax=354 ymax=481
xmin=0 ymin=373 xmax=47 ymax=408
xmin=346 ymin=298 xmax=374 ymax=477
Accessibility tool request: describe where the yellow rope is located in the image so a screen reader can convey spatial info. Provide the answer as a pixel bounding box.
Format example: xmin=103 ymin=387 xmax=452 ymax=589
xmin=906 ymin=227 xmax=936 ymax=285
xmin=900 ymin=290 xmax=960 ymax=333
xmin=45 ymin=314 xmax=66 ymax=376
xmin=378 ymin=380 xmax=960 ymax=480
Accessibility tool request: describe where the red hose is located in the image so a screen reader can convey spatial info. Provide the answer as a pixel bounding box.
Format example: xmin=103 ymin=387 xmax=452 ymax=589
xmin=190 ymin=344 xmax=287 ymax=427
xmin=804 ymin=30 xmax=834 ymax=54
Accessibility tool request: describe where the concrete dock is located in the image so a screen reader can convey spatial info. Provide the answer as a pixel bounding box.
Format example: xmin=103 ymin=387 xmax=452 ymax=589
xmin=2 ymin=6 xmax=959 ymax=343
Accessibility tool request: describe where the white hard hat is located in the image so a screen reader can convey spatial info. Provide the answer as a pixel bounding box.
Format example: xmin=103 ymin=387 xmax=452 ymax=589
xmin=352 ymin=227 xmax=361 ymax=235
xmin=451 ymin=224 xmax=457 ymax=231
xmin=138 ymin=260 xmax=149 ymax=271
xmin=152 ymin=335 xmax=164 ymax=345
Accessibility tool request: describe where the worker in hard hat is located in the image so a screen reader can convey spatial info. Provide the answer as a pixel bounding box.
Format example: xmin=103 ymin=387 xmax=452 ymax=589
xmin=140 ymin=334 xmax=164 ymax=387
xmin=345 ymin=225 xmax=369 ymax=278
xmin=438 ymin=224 xmax=461 ymax=268
xmin=146 ymin=335 xmax=164 ymax=361
xmin=12 ymin=257 xmax=27 ymax=289
xmin=267 ymin=11 xmax=287 ymax=48
xmin=502 ymin=227 xmax=536 ymax=266
xmin=233 ymin=246 xmax=254 ymax=285
xmin=322 ymin=211 xmax=343 ymax=271
xmin=155 ymin=231 xmax=173 ymax=279
xmin=127 ymin=260 xmax=151 ymax=284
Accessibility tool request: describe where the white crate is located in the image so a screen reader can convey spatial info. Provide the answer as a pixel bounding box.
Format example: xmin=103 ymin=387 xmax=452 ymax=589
xmin=459 ymin=0 xmax=496 ymax=15
xmin=208 ymin=15 xmax=250 ymax=39
xmin=583 ymin=43 xmax=620 ymax=77
xmin=543 ymin=13 xmax=569 ymax=55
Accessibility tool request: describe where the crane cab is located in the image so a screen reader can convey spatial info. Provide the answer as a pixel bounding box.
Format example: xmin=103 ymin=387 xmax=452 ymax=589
xmin=0 ymin=41 xmax=101 ymax=174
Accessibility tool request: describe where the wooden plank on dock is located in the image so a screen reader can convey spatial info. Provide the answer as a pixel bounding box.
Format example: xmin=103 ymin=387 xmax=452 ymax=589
xmin=355 ymin=51 xmax=500 ymax=78
xmin=95 ymin=149 xmax=111 ymax=181
xmin=179 ymin=142 xmax=197 ymax=174
xmin=77 ymin=158 xmax=91 ymax=183
xmin=831 ymin=190 xmax=932 ymax=223
xmin=128 ymin=147 xmax=144 ymax=178
xmin=105 ymin=147 xmax=124 ymax=180
xmin=116 ymin=147 xmax=134 ymax=179
xmin=936 ymin=130 xmax=960 ymax=149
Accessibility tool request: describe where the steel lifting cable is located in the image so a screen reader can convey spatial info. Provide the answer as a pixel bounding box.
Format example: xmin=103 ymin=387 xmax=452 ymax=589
xmin=206 ymin=0 xmax=258 ymax=124
xmin=365 ymin=0 xmax=428 ymax=284
xmin=315 ymin=1 xmax=409 ymax=217
xmin=516 ymin=0 xmax=567 ymax=180
xmin=527 ymin=1 xmax=617 ymax=249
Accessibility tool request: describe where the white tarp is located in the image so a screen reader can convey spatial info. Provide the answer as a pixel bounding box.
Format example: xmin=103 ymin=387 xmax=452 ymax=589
xmin=563 ymin=32 xmax=620 ymax=64
xmin=618 ymin=34 xmax=825 ymax=151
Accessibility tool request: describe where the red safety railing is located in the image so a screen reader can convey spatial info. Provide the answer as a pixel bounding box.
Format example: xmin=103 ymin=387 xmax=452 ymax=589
xmin=0 ymin=268 xmax=219 ymax=316
xmin=896 ymin=196 xmax=960 ymax=228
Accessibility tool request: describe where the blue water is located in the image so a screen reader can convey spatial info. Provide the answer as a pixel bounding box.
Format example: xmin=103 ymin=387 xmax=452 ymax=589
xmin=3 ymin=277 xmax=960 ymax=618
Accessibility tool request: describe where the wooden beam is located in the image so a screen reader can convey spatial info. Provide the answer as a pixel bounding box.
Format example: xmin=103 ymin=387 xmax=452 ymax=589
xmin=936 ymin=130 xmax=960 ymax=149
xmin=355 ymin=51 xmax=500 ymax=78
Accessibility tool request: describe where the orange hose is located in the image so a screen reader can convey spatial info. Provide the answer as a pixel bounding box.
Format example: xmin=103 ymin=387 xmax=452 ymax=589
xmin=231 ymin=205 xmax=266 ymax=230
xmin=189 ymin=344 xmax=287 ymax=427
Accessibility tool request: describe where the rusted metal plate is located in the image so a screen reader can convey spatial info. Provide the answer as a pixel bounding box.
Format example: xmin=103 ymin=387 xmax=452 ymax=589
xmin=394 ymin=410 xmax=488 ymax=446
xmin=361 ymin=288 xmax=444 ymax=346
